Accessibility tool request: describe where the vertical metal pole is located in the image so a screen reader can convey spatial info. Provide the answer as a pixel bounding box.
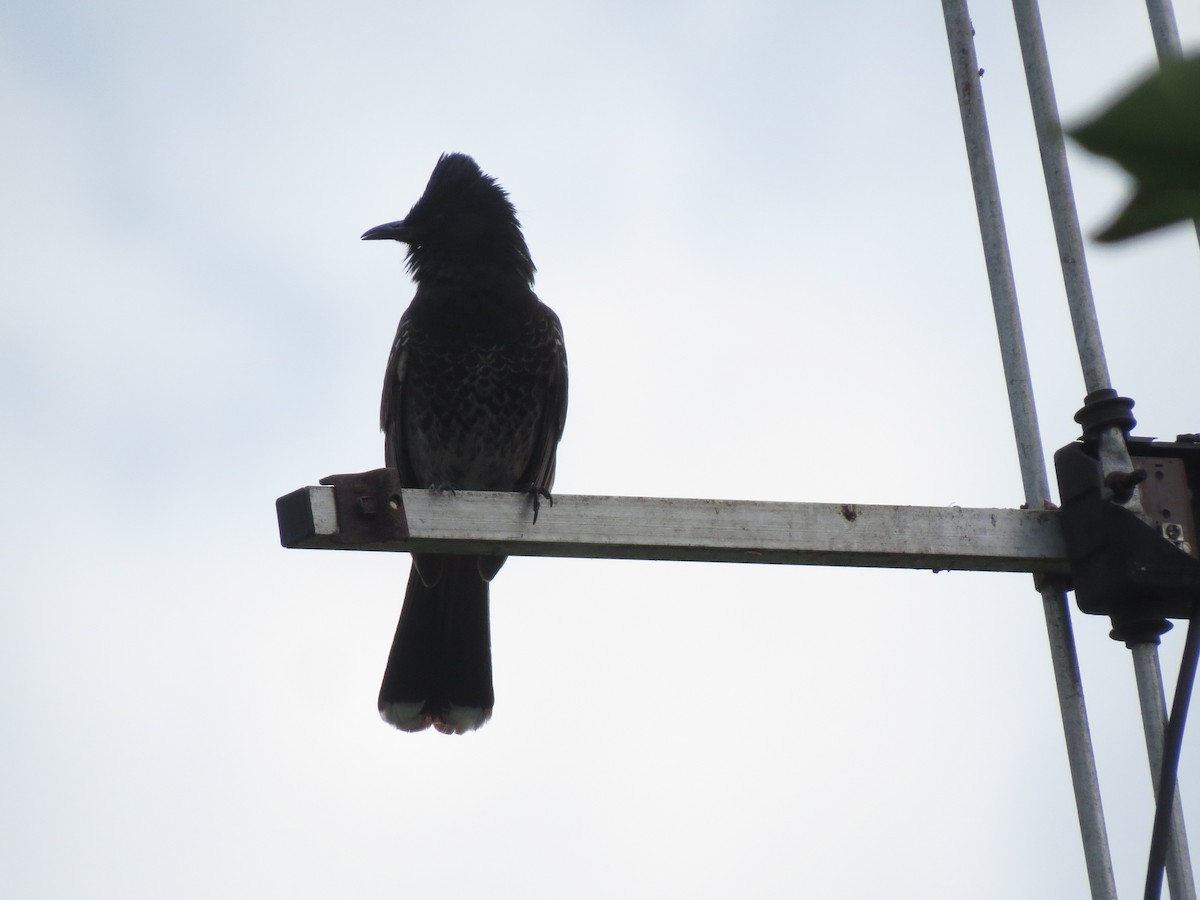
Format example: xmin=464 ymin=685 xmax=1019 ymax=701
xmin=1009 ymin=2 xmax=1197 ymax=897
xmin=1133 ymin=643 xmax=1198 ymax=900
xmin=1142 ymin=0 xmax=1200 ymax=249
xmin=941 ymin=3 xmax=1117 ymax=897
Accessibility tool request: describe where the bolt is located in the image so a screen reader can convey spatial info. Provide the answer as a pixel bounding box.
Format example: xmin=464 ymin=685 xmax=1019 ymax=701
xmin=1104 ymin=468 xmax=1147 ymax=504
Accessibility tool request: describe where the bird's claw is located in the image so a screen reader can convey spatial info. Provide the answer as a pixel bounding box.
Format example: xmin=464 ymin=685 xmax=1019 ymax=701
xmin=528 ymin=486 xmax=553 ymax=524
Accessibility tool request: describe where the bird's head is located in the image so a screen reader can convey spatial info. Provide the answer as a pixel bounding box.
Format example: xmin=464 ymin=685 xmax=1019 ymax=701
xmin=362 ymin=153 xmax=535 ymax=284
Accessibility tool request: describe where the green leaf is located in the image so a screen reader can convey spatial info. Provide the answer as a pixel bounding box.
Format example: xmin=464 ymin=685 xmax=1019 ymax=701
xmin=1069 ymin=55 xmax=1200 ymax=242
xmin=1096 ymin=186 xmax=1200 ymax=242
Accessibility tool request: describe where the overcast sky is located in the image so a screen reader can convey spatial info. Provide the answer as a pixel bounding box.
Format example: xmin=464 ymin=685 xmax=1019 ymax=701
xmin=3 ymin=1 xmax=1200 ymax=897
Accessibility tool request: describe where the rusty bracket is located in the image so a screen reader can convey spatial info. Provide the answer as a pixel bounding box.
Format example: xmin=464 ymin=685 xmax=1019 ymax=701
xmin=275 ymin=468 xmax=410 ymax=548
xmin=318 ymin=468 xmax=410 ymax=544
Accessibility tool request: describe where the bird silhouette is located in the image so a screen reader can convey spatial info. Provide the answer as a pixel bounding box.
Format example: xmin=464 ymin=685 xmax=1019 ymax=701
xmin=362 ymin=153 xmax=568 ymax=733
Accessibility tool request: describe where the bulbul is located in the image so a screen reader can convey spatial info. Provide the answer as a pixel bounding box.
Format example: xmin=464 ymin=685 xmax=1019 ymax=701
xmin=362 ymin=153 xmax=568 ymax=734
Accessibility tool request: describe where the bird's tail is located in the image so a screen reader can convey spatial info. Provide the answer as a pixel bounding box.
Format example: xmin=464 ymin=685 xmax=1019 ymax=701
xmin=378 ymin=555 xmax=493 ymax=734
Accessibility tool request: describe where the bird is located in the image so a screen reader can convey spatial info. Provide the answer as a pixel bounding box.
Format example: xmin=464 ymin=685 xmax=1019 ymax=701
xmin=362 ymin=153 xmax=568 ymax=734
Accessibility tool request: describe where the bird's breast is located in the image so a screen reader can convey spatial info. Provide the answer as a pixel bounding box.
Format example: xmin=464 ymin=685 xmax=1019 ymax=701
xmin=398 ymin=310 xmax=558 ymax=491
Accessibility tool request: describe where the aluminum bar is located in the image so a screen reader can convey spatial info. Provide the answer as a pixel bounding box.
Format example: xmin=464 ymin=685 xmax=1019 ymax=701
xmin=277 ymin=485 xmax=1068 ymax=572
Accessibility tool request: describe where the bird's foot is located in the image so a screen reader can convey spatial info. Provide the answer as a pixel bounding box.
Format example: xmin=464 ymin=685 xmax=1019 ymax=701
xmin=429 ymin=482 xmax=458 ymax=496
xmin=526 ymin=486 xmax=553 ymax=524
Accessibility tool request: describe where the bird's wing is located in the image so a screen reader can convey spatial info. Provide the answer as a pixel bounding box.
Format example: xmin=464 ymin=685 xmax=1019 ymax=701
xmin=522 ymin=302 xmax=569 ymax=494
xmin=381 ymin=309 xmax=414 ymax=483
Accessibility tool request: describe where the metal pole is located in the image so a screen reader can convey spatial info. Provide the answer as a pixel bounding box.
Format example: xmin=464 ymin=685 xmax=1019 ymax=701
xmin=941 ymin=3 xmax=1117 ymax=896
xmin=1144 ymin=0 xmax=1184 ymax=57
xmin=1133 ymin=642 xmax=1198 ymax=900
xmin=1009 ymin=0 xmax=1150 ymax=511
xmin=1009 ymin=2 xmax=1197 ymax=897
xmin=1142 ymin=0 xmax=1200 ymax=249
xmin=1041 ymin=586 xmax=1122 ymax=900
xmin=1009 ymin=0 xmax=1108 ymax=395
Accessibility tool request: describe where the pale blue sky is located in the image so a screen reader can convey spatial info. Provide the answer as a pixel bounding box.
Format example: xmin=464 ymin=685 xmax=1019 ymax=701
xmin=3 ymin=2 xmax=1199 ymax=897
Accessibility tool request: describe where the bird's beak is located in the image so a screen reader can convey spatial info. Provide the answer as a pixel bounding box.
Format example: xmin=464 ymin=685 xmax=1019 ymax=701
xmin=361 ymin=219 xmax=415 ymax=242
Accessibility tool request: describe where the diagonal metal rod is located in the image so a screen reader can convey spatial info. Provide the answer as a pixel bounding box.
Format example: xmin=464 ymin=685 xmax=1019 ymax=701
xmin=1010 ymin=2 xmax=1196 ymax=897
xmin=941 ymin=3 xmax=1117 ymax=896
xmin=1010 ymin=1 xmax=1109 ymax=396
xmin=1143 ymin=0 xmax=1200 ymax=249
xmin=1145 ymin=0 xmax=1184 ymax=56
xmin=1133 ymin=643 xmax=1197 ymax=900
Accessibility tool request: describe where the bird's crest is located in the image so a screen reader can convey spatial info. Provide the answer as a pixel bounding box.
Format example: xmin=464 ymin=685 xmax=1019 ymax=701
xmin=400 ymin=153 xmax=535 ymax=284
